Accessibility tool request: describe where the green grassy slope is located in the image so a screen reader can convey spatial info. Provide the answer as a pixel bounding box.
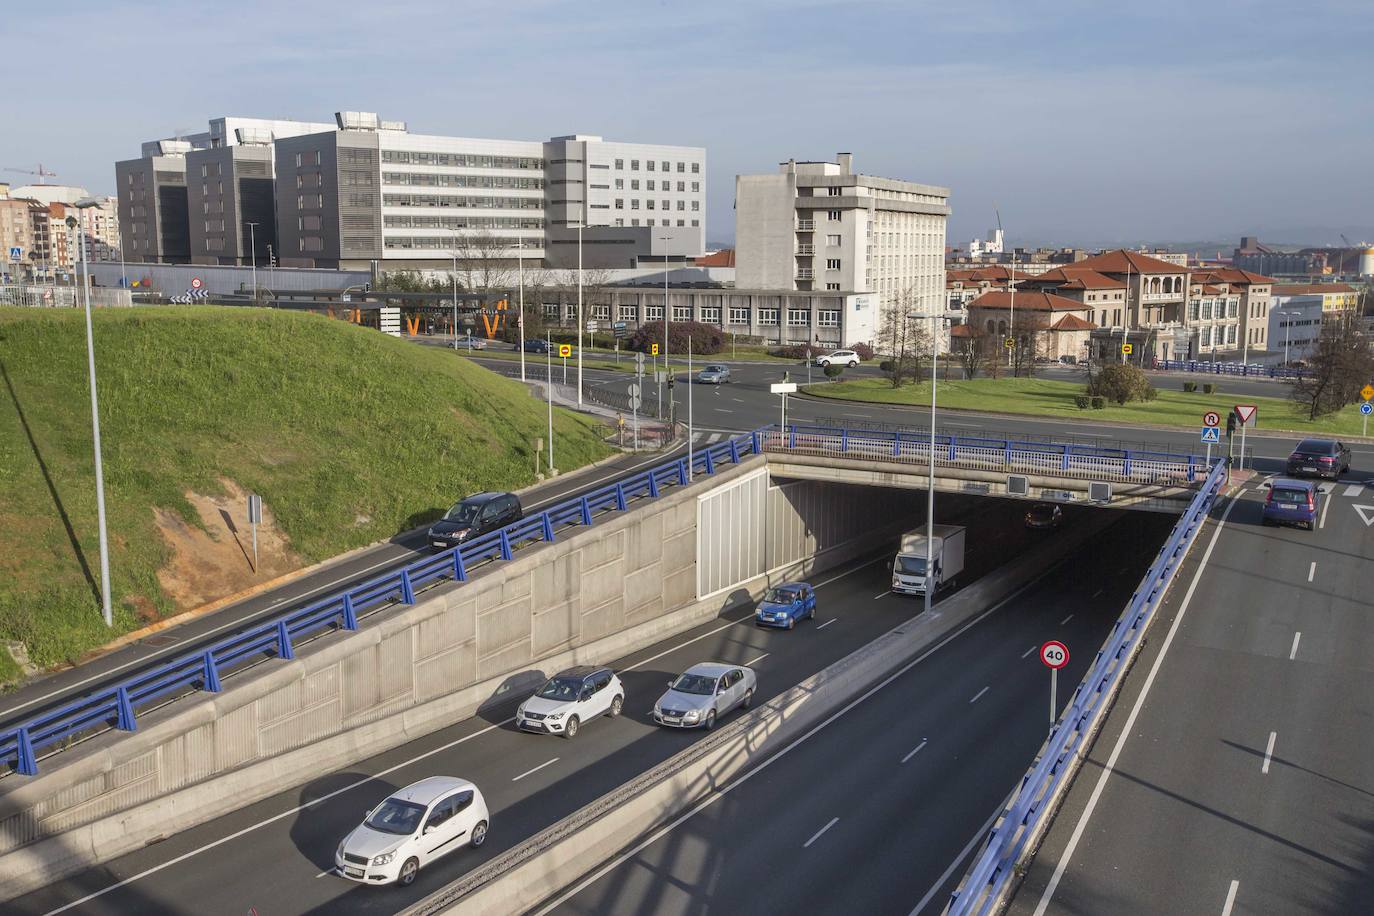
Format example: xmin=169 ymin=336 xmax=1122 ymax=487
xmin=0 ymin=307 xmax=612 ymax=681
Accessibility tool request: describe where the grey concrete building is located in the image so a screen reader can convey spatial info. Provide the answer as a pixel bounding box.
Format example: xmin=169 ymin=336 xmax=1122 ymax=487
xmin=186 ymin=140 xmax=277 ymax=266
xmin=115 ymin=141 xmax=192 ymax=265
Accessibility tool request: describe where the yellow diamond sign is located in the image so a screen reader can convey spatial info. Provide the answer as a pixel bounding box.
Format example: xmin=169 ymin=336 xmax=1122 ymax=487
xmin=1362 ymin=384 xmax=1374 ymax=401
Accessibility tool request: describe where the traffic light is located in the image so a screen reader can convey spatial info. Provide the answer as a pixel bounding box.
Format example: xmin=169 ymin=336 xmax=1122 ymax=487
xmin=667 ymin=376 xmax=675 ymax=389
xmin=1226 ymin=410 xmax=1237 ymax=436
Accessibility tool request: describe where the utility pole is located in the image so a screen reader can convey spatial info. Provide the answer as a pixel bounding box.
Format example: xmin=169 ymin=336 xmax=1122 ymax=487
xmin=518 ymin=237 xmax=526 ymax=381
xmin=246 ymin=222 xmax=259 ymax=302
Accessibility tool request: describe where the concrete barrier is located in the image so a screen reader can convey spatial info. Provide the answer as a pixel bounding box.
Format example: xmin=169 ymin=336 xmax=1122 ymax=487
xmin=400 ymin=515 xmax=1120 ymax=916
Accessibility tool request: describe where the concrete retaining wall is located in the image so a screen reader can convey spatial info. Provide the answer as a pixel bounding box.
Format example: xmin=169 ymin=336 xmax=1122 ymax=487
xmin=0 ymin=458 xmax=922 ymax=901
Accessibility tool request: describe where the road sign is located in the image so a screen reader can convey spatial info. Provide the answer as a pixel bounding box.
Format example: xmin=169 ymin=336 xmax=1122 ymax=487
xmin=651 ymin=343 xmax=660 ymax=356
xmin=1234 ymin=404 xmax=1257 ymax=425
xmin=585 ymin=321 xmax=598 ymax=332
xmin=7 ymin=247 xmax=20 ymax=261
xmin=558 ymin=343 xmax=572 ymax=358
xmin=190 ymin=277 xmax=204 ymax=290
xmin=613 ymin=321 xmax=630 ymax=339
xmin=627 ymin=383 xmax=641 ymax=398
xmin=1040 ymin=641 xmax=1069 ymax=669
xmin=1201 ymin=427 xmax=1220 ymax=443
xmin=770 ymin=382 xmax=798 ymax=395
xmin=1121 ymin=343 xmax=1133 ymax=356
xmin=1203 ymin=411 xmax=1220 ymax=427
xmin=247 ymin=494 xmax=262 ymax=573
xmin=1003 ymin=337 xmax=1014 ymax=350
xmin=1362 ymin=384 xmax=1374 ymax=401
xmin=1353 ymin=505 xmax=1374 ymax=527
xmin=1362 ymin=403 xmax=1374 ymax=416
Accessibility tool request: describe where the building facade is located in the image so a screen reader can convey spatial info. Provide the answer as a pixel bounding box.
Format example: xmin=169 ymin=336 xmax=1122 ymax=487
xmin=187 ymin=142 xmax=277 ymax=266
xmin=1267 ymin=294 xmax=1323 ymax=363
xmin=116 ymin=143 xmax=192 ymax=264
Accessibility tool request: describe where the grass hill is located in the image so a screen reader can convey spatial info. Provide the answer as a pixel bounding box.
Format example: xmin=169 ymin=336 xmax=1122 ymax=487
xmin=0 ymin=306 xmax=612 ymax=684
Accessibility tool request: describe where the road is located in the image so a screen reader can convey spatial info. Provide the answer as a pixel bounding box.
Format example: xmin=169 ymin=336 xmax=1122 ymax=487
xmin=1006 ymin=470 xmax=1374 ymax=915
xmin=536 ymin=513 xmax=1176 ymax=916
xmin=10 ymin=494 xmax=1125 ymax=914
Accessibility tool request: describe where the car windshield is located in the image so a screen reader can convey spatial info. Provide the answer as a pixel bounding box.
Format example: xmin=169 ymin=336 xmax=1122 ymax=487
xmin=1295 ymin=440 xmax=1333 ymax=454
xmin=536 ymin=676 xmax=583 ymax=701
xmin=764 ymin=588 xmax=798 ymax=604
xmin=1029 ymin=505 xmax=1055 ymax=518
xmin=444 ymin=502 xmax=481 ymax=525
xmin=365 ymin=799 xmax=426 ymax=836
xmin=704 ymin=366 xmax=726 ymax=373
xmin=670 ymin=673 xmax=718 ymax=695
xmin=896 ymin=556 xmax=927 ymax=575
xmin=1272 ymin=487 xmax=1310 ymax=503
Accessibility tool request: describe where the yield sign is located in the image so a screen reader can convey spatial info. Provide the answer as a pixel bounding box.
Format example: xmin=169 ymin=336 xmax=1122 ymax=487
xmin=1354 ymin=505 xmax=1374 ymax=527
xmin=1234 ymin=404 xmax=1257 ymax=425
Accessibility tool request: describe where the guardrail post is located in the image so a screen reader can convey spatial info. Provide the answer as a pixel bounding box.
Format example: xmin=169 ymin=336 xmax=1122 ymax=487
xmin=892 ymin=431 xmax=902 ymax=457
xmin=948 ymin=437 xmax=957 ymax=461
xmin=276 ymin=620 xmax=295 ymax=660
xmin=704 ymin=450 xmax=716 ymax=474
xmin=202 ymin=651 xmax=223 ymax=691
xmin=729 ymin=439 xmax=741 ymax=463
xmin=400 ymin=569 xmax=416 ymax=604
xmin=14 ymin=728 xmax=37 ymax=776
xmin=1123 ymin=450 xmax=1133 ymax=478
xmin=614 ymin=483 xmax=627 ymax=511
xmin=115 ymin=687 xmax=137 ymax=732
xmin=840 ymin=429 xmax=848 ymax=452
xmin=1003 ymin=441 xmax=1012 ymax=466
xmin=648 ymin=472 xmax=659 ymax=498
xmin=341 ymin=593 xmax=358 ymax=630
xmin=579 ymin=497 xmax=594 ymax=526
xmin=452 ymin=549 xmax=467 ymax=582
xmin=499 ymin=529 xmax=514 ymax=560
xmin=542 ymin=513 xmax=556 ymax=541
xmin=788 ymin=426 xmax=796 ymax=448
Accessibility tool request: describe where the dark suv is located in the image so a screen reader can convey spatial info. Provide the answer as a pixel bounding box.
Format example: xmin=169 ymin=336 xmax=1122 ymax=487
xmin=428 ymin=492 xmax=523 ymax=551
xmin=1286 ymin=438 xmax=1351 ymax=479
xmin=523 ymin=339 xmax=552 ymax=354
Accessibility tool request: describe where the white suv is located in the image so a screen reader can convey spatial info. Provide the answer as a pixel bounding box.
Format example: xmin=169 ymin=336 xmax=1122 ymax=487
xmin=815 ymin=349 xmax=861 ymax=368
xmin=517 ymin=666 xmax=625 ymax=738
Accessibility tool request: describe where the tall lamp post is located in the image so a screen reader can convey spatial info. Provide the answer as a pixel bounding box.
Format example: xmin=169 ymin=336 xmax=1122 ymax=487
xmin=68 ymin=209 xmax=113 ymax=627
xmin=1275 ymin=309 xmax=1296 ymax=366
xmin=913 ymin=307 xmax=954 ymax=618
xmin=660 ymin=234 xmax=673 ymax=419
xmin=246 ymin=222 xmax=259 ymax=302
xmin=517 ymin=237 xmax=526 ymax=381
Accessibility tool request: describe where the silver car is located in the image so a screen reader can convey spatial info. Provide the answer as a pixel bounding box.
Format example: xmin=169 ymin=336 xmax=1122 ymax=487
xmin=653 ymin=662 xmax=757 ymax=730
xmin=696 ymin=364 xmax=731 ymax=384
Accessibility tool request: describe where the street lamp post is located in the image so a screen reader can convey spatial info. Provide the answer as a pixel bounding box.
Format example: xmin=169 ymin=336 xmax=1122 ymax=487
xmin=518 ymin=237 xmax=526 ymax=382
xmin=68 ymin=211 xmax=113 ymax=627
xmin=914 ymin=307 xmax=953 ymax=618
xmin=246 ymin=222 xmax=259 ymax=302
xmin=451 ymin=245 xmax=459 ymax=351
xmin=1276 ymin=310 xmax=1296 ymax=366
xmin=660 ymin=235 xmax=672 ymax=420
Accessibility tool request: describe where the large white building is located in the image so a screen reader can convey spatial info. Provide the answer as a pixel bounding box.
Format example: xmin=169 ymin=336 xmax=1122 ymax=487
xmin=734 ymin=153 xmax=949 ymax=344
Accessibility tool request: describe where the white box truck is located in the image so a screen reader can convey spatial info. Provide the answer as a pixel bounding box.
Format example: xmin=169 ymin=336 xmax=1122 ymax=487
xmin=890 ymin=524 xmax=966 ymax=596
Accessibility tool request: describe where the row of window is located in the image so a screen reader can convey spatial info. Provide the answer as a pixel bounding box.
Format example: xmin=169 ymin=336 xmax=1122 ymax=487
xmin=1199 ymin=325 xmax=1239 ymax=347
xmin=614 ymin=199 xmax=700 ymax=212
xmin=384 ymin=235 xmax=528 ymax=249
xmin=1188 ymin=299 xmax=1241 ymax=321
xmin=540 ymin=304 xmax=840 ymax=327
xmin=380 ymin=151 xmax=543 ymax=170
xmin=613 ymin=179 xmax=700 ymax=193
xmin=382 ymin=172 xmax=544 ymax=190
xmin=383 ymin=194 xmax=542 ymax=209
xmin=612 ymin=218 xmax=699 ymax=228
xmin=612 ymin=159 xmax=700 ymax=174
xmin=383 ymin=215 xmax=544 ymax=230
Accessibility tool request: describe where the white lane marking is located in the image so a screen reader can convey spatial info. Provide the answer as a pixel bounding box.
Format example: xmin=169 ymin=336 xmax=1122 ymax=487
xmin=874 ymin=590 xmax=892 ymax=600
xmin=1060 ymin=614 xmax=1074 ymax=625
xmin=1091 ymin=588 xmax=1105 ymax=598
xmin=803 ymin=816 xmax=840 ymax=848
xmin=730 ymin=397 xmax=745 ymax=403
xmin=534 ymin=563 xmax=1063 ymax=916
xmin=314 ymin=867 xmax=335 ymax=878
xmin=512 ymin=757 xmax=560 ymax=782
xmin=1222 ymin=879 xmax=1240 ymax=916
xmin=1032 ymin=489 xmax=1242 ymax=916
xmin=717 ymin=409 xmax=734 ymax=414
xmin=1307 ymin=561 xmax=1316 ymax=582
xmin=1021 ymin=646 xmax=1037 ymax=659
xmin=1320 ymin=491 xmax=1332 ymax=528
xmin=1290 ymin=631 xmax=1301 ymax=660
xmin=817 ymin=618 xmax=837 ymax=630
xmin=1262 ymin=732 xmax=1276 ymax=774
xmin=901 ymin=740 xmax=928 ymax=764
xmin=1344 ymin=483 xmax=1364 ymax=497
xmin=969 ymin=686 xmax=990 ymax=704
xmin=744 ymin=653 xmax=769 ymax=667
xmin=907 ymin=801 xmax=1007 ymax=915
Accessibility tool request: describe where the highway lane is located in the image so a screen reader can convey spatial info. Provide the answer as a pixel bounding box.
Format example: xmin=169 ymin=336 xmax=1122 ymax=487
xmin=0 ymin=442 xmax=720 ymax=749
xmin=538 ymin=513 xmax=1177 ymax=916
xmin=10 ymin=493 xmax=1071 ymax=915
xmin=1008 ymin=471 xmax=1374 ymax=915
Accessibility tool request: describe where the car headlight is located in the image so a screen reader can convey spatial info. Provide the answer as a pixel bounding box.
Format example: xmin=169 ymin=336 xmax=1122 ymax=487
xmin=546 ymin=711 xmax=564 ymax=720
xmin=683 ymin=710 xmax=701 ymax=722
xmin=372 ymin=850 xmax=396 ymax=866
xmin=517 ymin=703 xmax=526 ymax=717
xmin=336 ymin=840 xmax=346 ymax=860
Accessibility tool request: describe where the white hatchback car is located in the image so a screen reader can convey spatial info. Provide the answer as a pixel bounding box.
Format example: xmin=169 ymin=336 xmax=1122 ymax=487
xmin=815 ymin=349 xmax=862 ymax=368
xmin=517 ymin=665 xmax=625 ymax=738
xmin=335 ymin=776 xmax=489 ymax=887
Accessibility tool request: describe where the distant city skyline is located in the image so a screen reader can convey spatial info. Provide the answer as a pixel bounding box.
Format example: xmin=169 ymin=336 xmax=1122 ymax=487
xmin=4 ymin=0 xmax=1370 ymax=249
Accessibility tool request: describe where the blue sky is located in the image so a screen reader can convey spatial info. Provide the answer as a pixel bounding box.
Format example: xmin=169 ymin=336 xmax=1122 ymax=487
xmin=4 ymin=0 xmax=1370 ymax=247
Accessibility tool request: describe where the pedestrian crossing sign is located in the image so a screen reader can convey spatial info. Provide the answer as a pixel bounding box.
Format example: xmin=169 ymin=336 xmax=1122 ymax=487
xmin=1200 ymin=427 xmax=1220 ymax=443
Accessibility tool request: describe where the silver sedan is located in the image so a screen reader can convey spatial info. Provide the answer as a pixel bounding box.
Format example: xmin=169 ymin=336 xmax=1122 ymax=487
xmin=653 ymin=662 xmax=757 ymax=730
xmin=695 ymin=364 xmax=731 ymax=384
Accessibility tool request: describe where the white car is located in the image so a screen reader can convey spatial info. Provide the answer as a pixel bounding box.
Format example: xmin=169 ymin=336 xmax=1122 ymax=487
xmin=335 ymin=776 xmax=489 ymax=887
xmin=516 ymin=665 xmax=625 ymax=738
xmin=653 ymin=662 xmax=757 ymax=730
xmin=815 ymin=349 xmax=862 ymax=368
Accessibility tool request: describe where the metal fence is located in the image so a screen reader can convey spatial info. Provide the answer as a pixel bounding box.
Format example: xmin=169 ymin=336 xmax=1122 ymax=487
xmin=0 ymin=284 xmax=134 ymax=308
xmin=947 ymin=457 xmax=1230 ymax=914
xmin=478 ymin=357 xmax=672 ymax=420
xmin=1155 ymin=358 xmax=1310 ymax=379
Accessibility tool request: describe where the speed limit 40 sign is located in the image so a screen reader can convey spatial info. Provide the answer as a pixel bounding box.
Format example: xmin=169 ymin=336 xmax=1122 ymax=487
xmin=1040 ymin=640 xmax=1069 ymax=669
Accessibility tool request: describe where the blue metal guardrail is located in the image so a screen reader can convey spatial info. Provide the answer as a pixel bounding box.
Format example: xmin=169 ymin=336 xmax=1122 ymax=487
xmin=1155 ymin=358 xmax=1311 ymax=379
xmin=0 ymin=425 xmax=1208 ymax=779
xmin=947 ymin=456 xmax=1230 ymax=915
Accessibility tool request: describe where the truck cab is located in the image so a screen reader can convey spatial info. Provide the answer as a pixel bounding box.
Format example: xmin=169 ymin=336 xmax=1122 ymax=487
xmin=891 ymin=524 xmax=966 ymax=597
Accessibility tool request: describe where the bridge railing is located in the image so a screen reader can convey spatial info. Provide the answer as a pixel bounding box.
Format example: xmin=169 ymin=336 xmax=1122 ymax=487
xmin=947 ymin=457 xmax=1230 ymax=915
xmin=0 ymin=434 xmax=756 ymax=779
xmin=1155 ymin=358 xmax=1310 ymax=379
xmin=760 ymin=424 xmax=1206 ymax=487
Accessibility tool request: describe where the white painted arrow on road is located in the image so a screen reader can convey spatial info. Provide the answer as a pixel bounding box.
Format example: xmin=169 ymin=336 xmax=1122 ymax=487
xmin=1353 ymin=505 xmax=1374 ymax=527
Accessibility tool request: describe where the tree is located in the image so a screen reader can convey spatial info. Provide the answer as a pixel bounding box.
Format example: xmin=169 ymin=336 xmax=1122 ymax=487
xmin=1009 ymin=310 xmax=1050 ymax=377
xmin=453 ymin=230 xmax=514 ymax=293
xmin=1290 ymin=313 xmax=1374 ymax=419
xmin=877 ymin=300 xmax=929 ymax=389
xmin=954 ymin=326 xmax=986 ymax=380
xmin=1086 ymin=364 xmax=1157 ymax=405
xmin=629 ymin=319 xmax=724 ymax=355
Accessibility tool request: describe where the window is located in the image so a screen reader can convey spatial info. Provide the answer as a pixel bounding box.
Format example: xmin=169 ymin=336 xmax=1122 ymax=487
xmin=691 ymin=162 xmax=700 ymax=173
xmin=1201 ymin=301 xmax=1212 ymax=320
xmin=661 ymin=161 xmax=669 ymax=171
xmin=615 ymin=178 xmax=624 ymax=190
xmin=818 ymin=309 xmax=840 ymax=326
xmin=677 ymin=162 xmax=685 ymax=173
xmin=757 ymin=308 xmax=779 ymax=325
xmin=1228 ymin=299 xmax=1239 ymax=318
xmin=631 ymin=200 xmax=640 ymax=210
xmin=677 ymin=219 xmax=685 ymax=226
xmin=691 ymin=219 xmax=699 ymax=227
xmin=677 ymin=181 xmax=685 ymax=192
xmin=631 ymin=218 xmax=640 ymax=226
xmin=1201 ymin=327 xmax=1212 ymax=347
xmin=1188 ymin=301 xmax=1199 ymax=321
xmin=826 ymin=259 xmax=841 ymax=270
xmin=592 ymin=304 xmax=611 ymax=320
xmin=788 ymin=309 xmax=810 ymax=326
xmin=673 ymin=305 xmax=692 ymax=321
xmin=297 ymin=194 xmax=304 ymax=209
xmin=295 ymin=153 xmax=302 ymax=167
xmin=615 ymin=199 xmax=624 ymax=209
xmin=647 ymin=179 xmax=655 ymax=191
xmin=647 ymin=200 xmax=654 ymax=210
xmin=828 ymin=210 xmax=841 ymax=221
xmin=691 ymin=201 xmax=700 ymax=211
xmin=662 ymin=199 xmax=669 ymax=211
xmin=728 ymin=307 xmax=750 ymax=325
xmin=618 ymin=304 xmax=637 ymax=321
xmin=647 ymin=160 xmax=655 ymax=171
xmin=701 ymin=306 xmax=721 ymax=322
xmin=543 ymin=303 xmax=561 ymax=320
xmin=615 ymin=158 xmax=624 ymax=169
xmin=828 ymin=186 xmax=842 ymax=196
xmin=827 ymin=234 xmax=841 ymax=246
xmin=614 ymin=218 xmax=624 ymax=227
xmin=1227 ymin=324 xmax=1237 ymax=345
xmin=314 ymin=151 xmax=321 ymax=166
xmin=645 ymin=304 xmax=663 ymax=319
xmin=677 ymin=201 xmax=685 ymax=211
xmin=631 ymin=159 xmax=639 ymax=170
xmin=631 ymin=179 xmax=640 ymax=191
xmin=691 ymin=181 xmax=700 ymax=192
xmin=826 ymin=283 xmax=841 ymax=291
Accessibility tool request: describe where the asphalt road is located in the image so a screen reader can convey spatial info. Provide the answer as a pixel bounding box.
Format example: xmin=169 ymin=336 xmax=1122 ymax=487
xmin=10 ymin=493 xmax=1104 ymax=915
xmin=1006 ymin=467 xmax=1374 ymax=915
xmin=537 ymin=513 xmax=1177 ymax=916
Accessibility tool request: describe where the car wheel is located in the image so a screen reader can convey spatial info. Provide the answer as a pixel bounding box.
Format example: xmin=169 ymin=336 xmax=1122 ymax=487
xmin=704 ymin=709 xmax=717 ymax=731
xmin=742 ymin=689 xmax=754 ymax=709
xmin=563 ymin=715 xmax=580 ymax=739
xmin=470 ymin=820 xmax=488 ymax=848
xmin=397 ymin=857 xmax=420 ymax=887
xmin=787 ymin=616 xmax=795 ymax=630
xmin=849 ymin=359 xmax=858 ymax=368
xmin=608 ymin=694 xmax=623 ymax=718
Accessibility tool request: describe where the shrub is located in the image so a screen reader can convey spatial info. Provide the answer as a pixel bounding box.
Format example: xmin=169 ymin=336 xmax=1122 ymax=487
xmin=879 ymin=360 xmax=896 ymax=374
xmin=850 ymin=342 xmax=875 ymax=361
xmin=1182 ymin=381 xmax=1197 ymax=393
xmin=1074 ymin=395 xmax=1091 ymax=409
xmin=628 ymin=320 xmax=724 ymax=356
xmin=770 ymin=343 xmax=817 ymax=360
xmin=1090 ymin=396 xmax=1106 ymax=409
xmin=1086 ymin=363 xmax=1156 ymax=405
xmin=823 ymin=364 xmax=845 ymax=381
xmin=1202 ymin=383 xmax=1215 ymax=394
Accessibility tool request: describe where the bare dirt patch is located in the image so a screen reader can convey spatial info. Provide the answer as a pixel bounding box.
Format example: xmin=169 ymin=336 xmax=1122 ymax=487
xmin=154 ymin=479 xmax=302 ymax=612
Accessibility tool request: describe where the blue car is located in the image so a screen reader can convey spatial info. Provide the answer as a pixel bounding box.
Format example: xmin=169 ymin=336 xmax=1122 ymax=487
xmin=1261 ymin=478 xmax=1319 ymax=530
xmin=755 ymin=582 xmax=816 ymax=629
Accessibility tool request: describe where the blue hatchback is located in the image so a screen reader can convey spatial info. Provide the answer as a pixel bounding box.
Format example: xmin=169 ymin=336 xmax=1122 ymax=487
xmin=755 ymin=582 xmax=816 ymax=629
xmin=1261 ymin=478 xmax=1319 ymax=530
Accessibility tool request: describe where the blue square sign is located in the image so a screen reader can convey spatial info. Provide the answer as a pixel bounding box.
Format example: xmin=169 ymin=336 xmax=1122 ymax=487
xmin=8 ymin=247 xmax=20 ymax=261
xmin=1200 ymin=426 xmax=1221 ymax=443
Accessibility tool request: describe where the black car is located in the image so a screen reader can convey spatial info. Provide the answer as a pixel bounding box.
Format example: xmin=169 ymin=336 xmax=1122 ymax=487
xmin=1024 ymin=502 xmax=1063 ymax=530
xmin=428 ymin=492 xmax=523 ymax=551
xmin=523 ymin=339 xmax=552 ymax=354
xmin=1286 ymin=438 xmax=1350 ymax=479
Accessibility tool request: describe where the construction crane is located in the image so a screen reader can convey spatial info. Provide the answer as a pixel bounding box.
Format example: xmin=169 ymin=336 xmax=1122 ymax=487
xmin=4 ymin=163 xmax=58 ymax=184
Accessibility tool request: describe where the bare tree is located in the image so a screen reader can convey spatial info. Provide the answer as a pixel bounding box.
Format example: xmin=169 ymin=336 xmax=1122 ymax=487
xmin=452 ymin=230 xmax=514 ymax=293
xmin=1010 ymin=310 xmax=1050 ymax=377
xmin=954 ymin=325 xmax=986 ymax=380
xmin=1290 ymin=312 xmax=1374 ymax=419
xmin=877 ymin=301 xmax=929 ymax=388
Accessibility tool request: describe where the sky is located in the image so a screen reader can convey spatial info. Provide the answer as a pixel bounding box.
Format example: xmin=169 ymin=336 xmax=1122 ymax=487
xmin=2 ymin=0 xmax=1371 ymax=249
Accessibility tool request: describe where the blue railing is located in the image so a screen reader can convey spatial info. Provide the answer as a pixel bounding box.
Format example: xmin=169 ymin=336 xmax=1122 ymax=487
xmin=1155 ymin=358 xmax=1311 ymax=379
xmin=0 ymin=434 xmax=756 ymax=778
xmin=947 ymin=457 xmax=1230 ymax=915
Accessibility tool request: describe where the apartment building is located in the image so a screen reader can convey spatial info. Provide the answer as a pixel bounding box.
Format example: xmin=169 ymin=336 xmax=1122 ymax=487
xmin=735 ymin=154 xmax=949 ymax=340
xmin=116 ymin=142 xmax=192 ymax=264
xmin=1271 ymin=282 xmax=1360 ymax=314
xmin=186 ymin=140 xmax=276 ymax=266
